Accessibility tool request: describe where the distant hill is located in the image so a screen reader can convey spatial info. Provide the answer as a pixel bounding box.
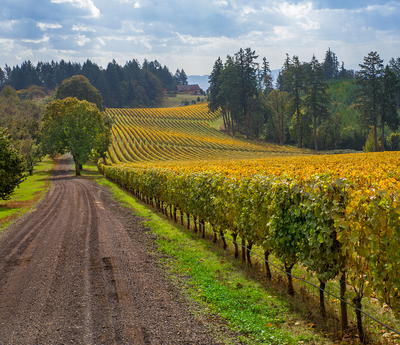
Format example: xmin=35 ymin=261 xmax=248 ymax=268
xmin=189 ymin=70 xmax=280 ymax=92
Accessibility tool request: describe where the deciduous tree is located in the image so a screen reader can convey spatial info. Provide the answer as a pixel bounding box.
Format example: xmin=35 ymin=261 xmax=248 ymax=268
xmin=0 ymin=128 xmax=25 ymax=200
xmin=41 ymin=98 xmax=111 ymax=175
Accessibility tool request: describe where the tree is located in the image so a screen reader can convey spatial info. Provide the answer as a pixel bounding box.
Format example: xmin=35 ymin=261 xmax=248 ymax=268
xmin=357 ymin=52 xmax=384 ymax=151
xmin=174 ymin=69 xmax=188 ymax=85
xmin=265 ymin=90 xmax=291 ymax=145
xmin=41 ymin=98 xmax=111 ymax=175
xmin=56 ymin=75 xmax=104 ymax=111
xmin=0 ymin=128 xmax=25 ymax=200
xmin=208 ymin=57 xmax=224 ymax=112
xmin=381 ymin=65 xmax=400 ymax=145
xmin=261 ymin=57 xmax=274 ymax=95
xmin=322 ymin=48 xmax=339 ymax=80
xmin=304 ymin=56 xmax=330 ymax=150
xmin=16 ymin=139 xmax=41 ymax=176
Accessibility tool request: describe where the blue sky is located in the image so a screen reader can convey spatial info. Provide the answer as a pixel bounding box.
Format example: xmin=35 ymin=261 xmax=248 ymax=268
xmin=0 ymin=0 xmax=399 ymax=74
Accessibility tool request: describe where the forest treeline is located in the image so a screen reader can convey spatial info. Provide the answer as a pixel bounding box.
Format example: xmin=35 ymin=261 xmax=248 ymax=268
xmin=209 ymin=48 xmax=400 ymax=151
xmin=0 ymin=59 xmax=188 ymax=108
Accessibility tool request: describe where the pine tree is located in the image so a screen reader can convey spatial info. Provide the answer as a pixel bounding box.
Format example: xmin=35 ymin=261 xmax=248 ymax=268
xmin=357 ymin=51 xmax=384 ymax=151
xmin=261 ymin=57 xmax=273 ymax=95
xmin=322 ymin=48 xmax=339 ymax=80
xmin=304 ymin=56 xmax=330 ymax=150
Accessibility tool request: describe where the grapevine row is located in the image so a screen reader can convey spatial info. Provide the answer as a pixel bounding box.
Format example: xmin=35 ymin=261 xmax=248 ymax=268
xmin=99 ymin=162 xmax=400 ymax=341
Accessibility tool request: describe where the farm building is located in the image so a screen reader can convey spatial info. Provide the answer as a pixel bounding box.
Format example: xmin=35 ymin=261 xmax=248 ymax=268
xmin=176 ymin=84 xmax=204 ymax=95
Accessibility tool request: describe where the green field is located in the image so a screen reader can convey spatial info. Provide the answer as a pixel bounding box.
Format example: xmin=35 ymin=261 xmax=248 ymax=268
xmin=162 ymin=93 xmax=207 ymax=107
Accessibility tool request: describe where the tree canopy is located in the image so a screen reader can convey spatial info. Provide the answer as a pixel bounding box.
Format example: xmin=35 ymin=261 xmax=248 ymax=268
xmin=56 ymin=75 xmax=104 ymax=111
xmin=41 ymin=98 xmax=111 ymax=175
xmin=1 ymin=58 xmax=178 ymax=108
xmin=0 ymin=128 xmax=25 ymax=200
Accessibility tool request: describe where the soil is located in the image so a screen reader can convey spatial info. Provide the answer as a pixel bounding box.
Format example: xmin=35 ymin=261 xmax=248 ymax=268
xmin=0 ymin=157 xmax=225 ymax=345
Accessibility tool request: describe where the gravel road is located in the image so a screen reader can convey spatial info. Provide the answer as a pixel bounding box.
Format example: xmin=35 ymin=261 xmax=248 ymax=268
xmin=0 ymin=158 xmax=223 ymax=345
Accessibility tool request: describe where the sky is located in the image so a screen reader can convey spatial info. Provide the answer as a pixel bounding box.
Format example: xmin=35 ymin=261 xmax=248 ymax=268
xmin=0 ymin=0 xmax=399 ymax=75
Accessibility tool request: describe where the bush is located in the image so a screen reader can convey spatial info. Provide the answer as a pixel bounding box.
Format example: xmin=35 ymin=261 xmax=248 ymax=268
xmin=388 ymin=132 xmax=400 ymax=151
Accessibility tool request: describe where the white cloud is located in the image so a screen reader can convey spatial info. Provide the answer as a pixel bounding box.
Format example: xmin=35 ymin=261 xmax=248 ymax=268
xmin=72 ymin=24 xmax=96 ymax=32
xmin=37 ymin=22 xmax=62 ymax=31
xmin=75 ymin=34 xmax=91 ymax=46
xmin=22 ymin=35 xmax=50 ymax=44
xmin=51 ymin=0 xmax=101 ymax=18
xmin=0 ymin=20 xmax=17 ymax=31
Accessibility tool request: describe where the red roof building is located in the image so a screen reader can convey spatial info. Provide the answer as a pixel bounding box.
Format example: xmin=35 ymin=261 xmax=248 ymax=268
xmin=176 ymin=84 xmax=203 ymax=95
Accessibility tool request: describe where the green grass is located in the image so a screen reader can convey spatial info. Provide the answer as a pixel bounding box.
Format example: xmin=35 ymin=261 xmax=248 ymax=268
xmin=83 ymin=163 xmax=332 ymax=345
xmin=162 ymin=93 xmax=207 ymax=107
xmin=0 ymin=158 xmax=54 ymax=230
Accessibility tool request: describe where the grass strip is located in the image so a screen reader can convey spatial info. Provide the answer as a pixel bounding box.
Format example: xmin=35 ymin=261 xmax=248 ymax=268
xmin=0 ymin=158 xmax=54 ymax=230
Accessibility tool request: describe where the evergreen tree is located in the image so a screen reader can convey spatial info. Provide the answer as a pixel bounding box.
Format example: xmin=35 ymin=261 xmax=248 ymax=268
xmin=357 ymin=51 xmax=384 ymax=151
xmin=304 ymin=56 xmax=330 ymax=150
xmin=381 ymin=65 xmax=400 ymax=145
xmin=208 ymin=57 xmax=224 ymax=112
xmin=261 ymin=57 xmax=274 ymax=95
xmin=322 ymin=48 xmax=339 ymax=80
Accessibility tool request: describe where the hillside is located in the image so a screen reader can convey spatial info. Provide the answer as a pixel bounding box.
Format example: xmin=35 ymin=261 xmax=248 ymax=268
xmin=105 ymin=103 xmax=307 ymax=164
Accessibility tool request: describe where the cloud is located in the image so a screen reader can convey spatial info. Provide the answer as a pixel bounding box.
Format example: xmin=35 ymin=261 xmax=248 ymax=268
xmin=72 ymin=24 xmax=96 ymax=32
xmin=37 ymin=22 xmax=63 ymax=31
xmin=50 ymin=0 xmax=101 ymax=18
xmin=0 ymin=0 xmax=399 ymax=74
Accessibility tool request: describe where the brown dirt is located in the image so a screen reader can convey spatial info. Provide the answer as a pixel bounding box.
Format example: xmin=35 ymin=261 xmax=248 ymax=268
xmin=0 ymin=157 xmax=225 ymax=345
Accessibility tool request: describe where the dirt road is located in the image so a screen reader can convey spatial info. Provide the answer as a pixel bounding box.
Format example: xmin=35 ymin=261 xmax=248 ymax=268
xmin=0 ymin=158 xmax=222 ymax=345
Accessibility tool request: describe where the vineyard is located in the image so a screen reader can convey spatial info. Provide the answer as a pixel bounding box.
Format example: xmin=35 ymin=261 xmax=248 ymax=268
xmin=102 ymin=103 xmax=400 ymax=343
xmin=105 ymin=103 xmax=307 ymax=164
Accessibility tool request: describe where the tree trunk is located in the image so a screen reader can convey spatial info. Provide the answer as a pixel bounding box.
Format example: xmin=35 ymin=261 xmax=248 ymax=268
xmin=313 ymin=115 xmax=318 ymax=151
xmin=319 ymin=279 xmax=326 ymax=318
xmin=246 ymin=242 xmax=253 ymax=266
xmin=232 ymin=233 xmax=239 ymax=258
xmin=284 ymin=263 xmax=295 ymax=296
xmin=381 ymin=120 xmax=385 ymax=150
xmin=186 ymin=214 xmax=190 ymax=230
xmin=219 ymin=230 xmax=227 ymax=250
xmin=264 ymin=251 xmax=272 ymax=280
xmin=173 ymin=206 xmax=177 ymax=223
xmin=201 ymin=220 xmax=205 ymax=238
xmin=193 ymin=216 xmax=198 ymax=233
xmin=74 ymin=160 xmax=81 ymax=176
xmin=340 ymin=272 xmax=348 ymax=333
xmin=373 ymin=124 xmax=378 ymax=152
xmin=241 ymin=238 xmax=246 ymax=263
xmin=212 ymin=225 xmax=217 ymax=243
xmin=353 ymin=295 xmax=365 ymax=344
xmin=180 ymin=210 xmax=184 ymax=225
